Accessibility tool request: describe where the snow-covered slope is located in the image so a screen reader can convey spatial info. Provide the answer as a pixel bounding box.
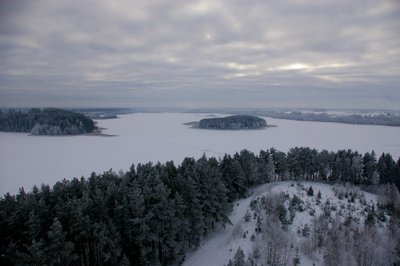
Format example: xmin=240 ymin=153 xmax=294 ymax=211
xmin=183 ymin=182 xmax=384 ymax=266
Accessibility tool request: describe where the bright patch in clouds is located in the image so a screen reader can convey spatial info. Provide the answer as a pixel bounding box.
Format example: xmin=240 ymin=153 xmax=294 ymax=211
xmin=276 ymin=62 xmax=355 ymax=72
xmin=278 ymin=63 xmax=311 ymax=71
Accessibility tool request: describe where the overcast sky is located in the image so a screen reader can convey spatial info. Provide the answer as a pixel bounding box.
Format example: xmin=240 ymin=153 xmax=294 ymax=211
xmin=0 ymin=0 xmax=399 ymax=109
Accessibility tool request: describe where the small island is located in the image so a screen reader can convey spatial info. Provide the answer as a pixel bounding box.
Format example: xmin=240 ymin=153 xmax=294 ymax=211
xmin=196 ymin=115 xmax=267 ymax=130
xmin=0 ymin=108 xmax=96 ymax=135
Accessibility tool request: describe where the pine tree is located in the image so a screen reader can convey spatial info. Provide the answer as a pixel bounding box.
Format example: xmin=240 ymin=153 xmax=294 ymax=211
xmin=195 ymin=155 xmax=231 ymax=234
xmin=46 ymin=218 xmax=76 ymax=265
xmin=238 ymin=150 xmax=259 ymax=187
xmin=177 ymin=174 xmax=204 ymax=248
xmin=363 ymin=151 xmax=377 ymax=185
xmin=377 ymin=153 xmax=397 ymax=184
xmin=121 ymin=184 xmax=146 ymax=266
xmin=26 ymin=210 xmax=41 ymax=240
xmin=266 ymin=156 xmax=276 ymax=182
xmin=316 ymin=190 xmax=322 ymax=205
xmin=233 ymin=246 xmax=246 ymax=266
xmin=351 ymin=154 xmax=364 ymax=184
xmin=307 ymin=186 xmax=314 ymax=197
xmin=220 ymin=154 xmax=246 ymax=200
xmin=270 ymin=149 xmax=288 ymax=180
xmin=244 ymin=210 xmax=251 ymax=222
xmin=25 ymin=238 xmax=47 ymax=265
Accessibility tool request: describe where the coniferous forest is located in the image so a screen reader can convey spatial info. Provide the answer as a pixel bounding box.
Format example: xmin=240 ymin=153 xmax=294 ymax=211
xmin=198 ymin=115 xmax=267 ymax=130
xmin=0 ymin=108 xmax=95 ymax=135
xmin=1 ymin=147 xmax=400 ymax=265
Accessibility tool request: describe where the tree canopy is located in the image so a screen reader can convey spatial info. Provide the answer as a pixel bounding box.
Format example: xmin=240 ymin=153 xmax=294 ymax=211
xmin=198 ymin=115 xmax=267 ymax=130
xmin=0 ymin=108 xmax=95 ymax=135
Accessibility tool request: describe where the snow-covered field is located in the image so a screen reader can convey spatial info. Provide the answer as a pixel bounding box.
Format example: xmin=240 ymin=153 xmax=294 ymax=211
xmin=1 ymin=112 xmax=400 ymax=195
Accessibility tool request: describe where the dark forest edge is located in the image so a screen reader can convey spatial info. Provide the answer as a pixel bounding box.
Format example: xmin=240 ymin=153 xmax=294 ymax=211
xmin=0 ymin=108 xmax=96 ymax=135
xmin=1 ymin=147 xmax=400 ymax=265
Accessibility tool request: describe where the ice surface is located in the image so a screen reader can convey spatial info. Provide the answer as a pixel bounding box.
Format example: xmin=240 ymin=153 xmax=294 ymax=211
xmin=1 ymin=113 xmax=400 ymax=195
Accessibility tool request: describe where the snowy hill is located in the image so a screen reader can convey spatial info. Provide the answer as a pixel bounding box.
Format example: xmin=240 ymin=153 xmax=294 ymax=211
xmin=183 ymin=182 xmax=397 ymax=266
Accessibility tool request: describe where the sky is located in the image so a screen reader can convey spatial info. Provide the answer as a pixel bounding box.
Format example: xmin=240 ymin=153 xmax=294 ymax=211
xmin=0 ymin=0 xmax=399 ymax=109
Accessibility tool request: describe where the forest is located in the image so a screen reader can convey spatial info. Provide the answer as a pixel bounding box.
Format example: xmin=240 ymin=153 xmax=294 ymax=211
xmin=198 ymin=115 xmax=267 ymax=130
xmin=0 ymin=108 xmax=95 ymax=135
xmin=0 ymin=147 xmax=400 ymax=265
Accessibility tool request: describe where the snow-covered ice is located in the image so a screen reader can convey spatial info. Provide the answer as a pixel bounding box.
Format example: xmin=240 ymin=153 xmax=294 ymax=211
xmin=1 ymin=112 xmax=400 ymax=195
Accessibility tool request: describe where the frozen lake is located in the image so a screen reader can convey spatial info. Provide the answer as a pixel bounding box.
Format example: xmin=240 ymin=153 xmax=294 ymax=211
xmin=1 ymin=112 xmax=400 ymax=195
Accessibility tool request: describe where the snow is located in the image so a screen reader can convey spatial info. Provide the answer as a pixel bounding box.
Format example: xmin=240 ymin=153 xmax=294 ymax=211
xmin=183 ymin=181 xmax=380 ymax=266
xmin=1 ymin=112 xmax=400 ymax=195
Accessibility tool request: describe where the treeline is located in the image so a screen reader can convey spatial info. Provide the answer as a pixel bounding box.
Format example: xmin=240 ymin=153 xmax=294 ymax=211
xmin=256 ymin=111 xmax=400 ymax=127
xmin=0 ymin=108 xmax=95 ymax=135
xmin=0 ymin=147 xmax=399 ymax=265
xmin=198 ymin=115 xmax=267 ymax=130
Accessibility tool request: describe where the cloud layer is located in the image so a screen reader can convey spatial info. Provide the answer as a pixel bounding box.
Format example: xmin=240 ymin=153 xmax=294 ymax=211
xmin=1 ymin=0 xmax=399 ymax=109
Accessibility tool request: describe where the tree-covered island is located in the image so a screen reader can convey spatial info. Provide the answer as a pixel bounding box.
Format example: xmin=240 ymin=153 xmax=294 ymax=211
xmin=0 ymin=108 xmax=96 ymax=135
xmin=197 ymin=115 xmax=267 ymax=130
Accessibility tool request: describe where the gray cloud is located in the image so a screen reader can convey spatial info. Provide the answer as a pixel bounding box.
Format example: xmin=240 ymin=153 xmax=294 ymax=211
xmin=0 ymin=0 xmax=399 ymax=109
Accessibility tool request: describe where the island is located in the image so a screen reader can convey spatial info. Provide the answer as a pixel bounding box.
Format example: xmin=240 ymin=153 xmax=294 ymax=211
xmin=196 ymin=115 xmax=267 ymax=130
xmin=0 ymin=108 xmax=96 ymax=135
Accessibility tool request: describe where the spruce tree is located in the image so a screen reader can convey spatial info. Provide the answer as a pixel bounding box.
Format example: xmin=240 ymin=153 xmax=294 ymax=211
xmin=233 ymin=246 xmax=246 ymax=266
